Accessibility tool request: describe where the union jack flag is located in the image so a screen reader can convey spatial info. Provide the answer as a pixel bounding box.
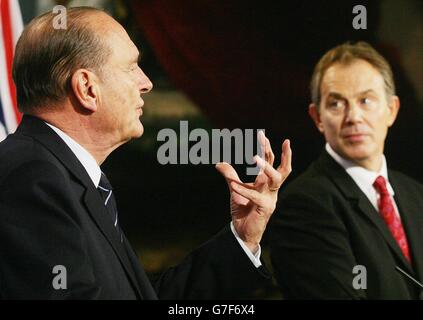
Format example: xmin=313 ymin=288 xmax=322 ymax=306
xmin=0 ymin=0 xmax=23 ymax=142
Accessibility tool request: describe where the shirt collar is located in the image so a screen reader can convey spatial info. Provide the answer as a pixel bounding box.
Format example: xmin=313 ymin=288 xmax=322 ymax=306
xmin=45 ymin=122 xmax=102 ymax=187
xmin=325 ymin=143 xmax=395 ymax=196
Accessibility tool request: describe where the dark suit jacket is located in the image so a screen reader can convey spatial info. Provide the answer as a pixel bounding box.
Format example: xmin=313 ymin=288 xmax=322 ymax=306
xmin=0 ymin=115 xmax=270 ymax=299
xmin=269 ymin=150 xmax=423 ymax=299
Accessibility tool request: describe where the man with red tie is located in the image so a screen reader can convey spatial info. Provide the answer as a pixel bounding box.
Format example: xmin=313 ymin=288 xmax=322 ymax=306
xmin=269 ymin=42 xmax=423 ymax=299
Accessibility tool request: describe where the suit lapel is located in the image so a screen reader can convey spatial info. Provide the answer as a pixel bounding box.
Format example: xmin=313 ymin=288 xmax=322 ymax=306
xmin=389 ymin=172 xmax=423 ymax=282
xmin=316 ymin=151 xmax=414 ymax=275
xmin=83 ymin=188 xmax=144 ymax=299
xmin=17 ymin=116 xmax=144 ymax=299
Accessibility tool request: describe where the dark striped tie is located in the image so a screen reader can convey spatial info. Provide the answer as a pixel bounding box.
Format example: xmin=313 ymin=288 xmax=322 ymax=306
xmin=97 ymin=172 xmax=123 ymax=243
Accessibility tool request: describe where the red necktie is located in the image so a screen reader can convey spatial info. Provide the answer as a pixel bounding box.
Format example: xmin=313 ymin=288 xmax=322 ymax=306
xmin=373 ymin=176 xmax=410 ymax=263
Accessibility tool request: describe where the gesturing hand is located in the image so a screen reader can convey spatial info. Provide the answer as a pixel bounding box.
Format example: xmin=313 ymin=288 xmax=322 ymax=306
xmin=215 ymin=131 xmax=292 ymax=253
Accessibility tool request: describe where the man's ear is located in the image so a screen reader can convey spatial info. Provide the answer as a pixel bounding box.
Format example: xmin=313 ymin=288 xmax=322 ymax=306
xmin=70 ymin=69 xmax=99 ymax=113
xmin=308 ymin=103 xmax=324 ymax=133
xmin=387 ymin=95 xmax=400 ymax=127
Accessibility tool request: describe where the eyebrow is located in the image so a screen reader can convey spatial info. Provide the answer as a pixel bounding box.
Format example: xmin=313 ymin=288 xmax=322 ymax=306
xmin=129 ymin=51 xmax=141 ymax=65
xmin=357 ymin=89 xmax=376 ymax=96
xmin=326 ymin=89 xmax=376 ymax=100
xmin=327 ymin=92 xmax=345 ymax=100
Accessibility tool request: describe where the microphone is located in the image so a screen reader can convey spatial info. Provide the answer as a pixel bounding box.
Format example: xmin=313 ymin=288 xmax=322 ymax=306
xmin=395 ymin=266 xmax=423 ymax=291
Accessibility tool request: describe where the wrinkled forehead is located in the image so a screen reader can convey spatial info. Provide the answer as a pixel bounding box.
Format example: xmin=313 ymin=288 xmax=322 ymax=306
xmin=321 ymin=60 xmax=385 ymax=97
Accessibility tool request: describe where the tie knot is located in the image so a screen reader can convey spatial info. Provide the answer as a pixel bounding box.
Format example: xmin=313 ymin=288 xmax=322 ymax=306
xmin=98 ymin=172 xmax=113 ymax=192
xmin=373 ymin=175 xmax=389 ymax=195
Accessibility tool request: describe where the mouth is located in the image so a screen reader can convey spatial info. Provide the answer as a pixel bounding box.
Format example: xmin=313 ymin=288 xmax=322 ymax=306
xmin=136 ymin=99 xmax=144 ymax=114
xmin=342 ymin=133 xmax=368 ymax=143
xmin=136 ymin=106 xmax=143 ymax=116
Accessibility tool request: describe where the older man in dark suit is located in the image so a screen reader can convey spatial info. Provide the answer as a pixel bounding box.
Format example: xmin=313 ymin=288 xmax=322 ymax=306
xmin=270 ymin=42 xmax=423 ymax=299
xmin=0 ymin=7 xmax=291 ymax=299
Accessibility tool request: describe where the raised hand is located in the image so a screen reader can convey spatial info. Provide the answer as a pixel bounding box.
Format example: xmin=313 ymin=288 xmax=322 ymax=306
xmin=215 ymin=131 xmax=292 ymax=253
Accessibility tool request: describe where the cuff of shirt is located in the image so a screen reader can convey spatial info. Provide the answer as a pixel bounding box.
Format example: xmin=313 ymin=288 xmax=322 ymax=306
xmin=230 ymin=222 xmax=262 ymax=268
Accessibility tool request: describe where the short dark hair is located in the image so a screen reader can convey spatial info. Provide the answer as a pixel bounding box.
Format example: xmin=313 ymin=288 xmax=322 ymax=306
xmin=12 ymin=7 xmax=112 ymax=112
xmin=310 ymin=41 xmax=396 ymax=108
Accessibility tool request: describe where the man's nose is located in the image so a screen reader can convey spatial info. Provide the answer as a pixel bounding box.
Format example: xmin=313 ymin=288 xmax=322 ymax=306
xmin=345 ymin=102 xmax=363 ymax=123
xmin=139 ymin=69 xmax=153 ymax=94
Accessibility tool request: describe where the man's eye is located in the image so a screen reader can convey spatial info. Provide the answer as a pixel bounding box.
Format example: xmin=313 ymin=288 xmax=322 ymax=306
xmin=328 ymin=100 xmax=344 ymax=109
xmin=361 ymin=97 xmax=371 ymax=104
xmin=360 ymin=97 xmax=377 ymax=108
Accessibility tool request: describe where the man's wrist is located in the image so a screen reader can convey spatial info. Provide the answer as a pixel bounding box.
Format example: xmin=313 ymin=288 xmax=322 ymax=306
xmin=230 ymin=222 xmax=262 ymax=267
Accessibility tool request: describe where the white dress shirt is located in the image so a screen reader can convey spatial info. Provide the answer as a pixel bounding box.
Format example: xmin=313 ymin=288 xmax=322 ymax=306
xmin=45 ymin=122 xmax=101 ymax=187
xmin=326 ymin=143 xmax=401 ymax=219
xmin=45 ymin=122 xmax=262 ymax=267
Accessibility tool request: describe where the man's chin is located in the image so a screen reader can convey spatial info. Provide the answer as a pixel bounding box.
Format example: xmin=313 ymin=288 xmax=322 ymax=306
xmin=341 ymin=146 xmax=372 ymax=162
xmin=132 ymin=122 xmax=144 ymax=139
xmin=134 ymin=127 xmax=144 ymax=138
